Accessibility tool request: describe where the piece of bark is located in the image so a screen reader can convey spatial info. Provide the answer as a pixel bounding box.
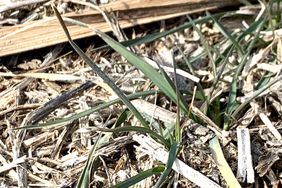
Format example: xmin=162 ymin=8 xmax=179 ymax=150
xmin=0 ymin=0 xmax=241 ymax=57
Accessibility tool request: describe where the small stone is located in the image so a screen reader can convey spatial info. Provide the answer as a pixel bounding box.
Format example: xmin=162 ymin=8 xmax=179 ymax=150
xmin=194 ymin=126 xmax=209 ymax=136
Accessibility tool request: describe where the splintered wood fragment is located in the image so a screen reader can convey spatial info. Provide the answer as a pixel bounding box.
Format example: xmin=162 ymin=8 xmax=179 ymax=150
xmin=0 ymin=72 xmax=84 ymax=81
xmin=0 ymin=156 xmax=26 ymax=173
xmin=0 ymin=103 xmax=42 ymax=116
xmin=23 ymin=131 xmax=55 ymax=147
xmin=259 ymin=113 xmax=282 ymax=140
xmin=237 ymin=127 xmax=255 ymax=183
xmin=133 ymin=134 xmax=222 ymax=188
xmin=131 ymin=99 xmax=177 ymax=124
xmin=0 ymin=0 xmax=241 ymax=57
xmin=28 ymin=173 xmax=55 ymax=187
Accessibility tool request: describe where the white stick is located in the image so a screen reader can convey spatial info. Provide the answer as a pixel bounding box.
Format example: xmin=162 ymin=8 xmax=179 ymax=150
xmin=236 ymin=127 xmax=255 ymax=183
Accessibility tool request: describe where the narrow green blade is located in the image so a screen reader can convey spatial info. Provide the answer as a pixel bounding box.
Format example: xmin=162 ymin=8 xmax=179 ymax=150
xmin=112 ymin=166 xmax=165 ymax=188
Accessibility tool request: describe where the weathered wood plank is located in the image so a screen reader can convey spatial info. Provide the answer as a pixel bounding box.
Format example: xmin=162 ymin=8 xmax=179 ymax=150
xmin=0 ymin=0 xmax=240 ymax=57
